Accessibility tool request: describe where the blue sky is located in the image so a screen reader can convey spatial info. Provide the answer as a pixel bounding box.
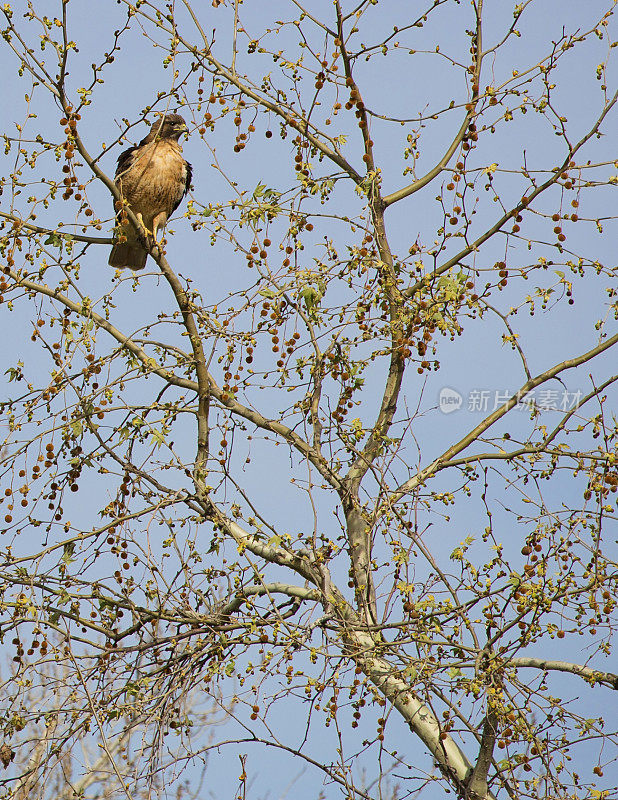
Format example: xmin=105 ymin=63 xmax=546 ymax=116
xmin=1 ymin=1 xmax=617 ymax=798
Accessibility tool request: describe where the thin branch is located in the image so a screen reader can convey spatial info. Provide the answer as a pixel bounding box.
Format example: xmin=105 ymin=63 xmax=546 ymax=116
xmin=176 ymin=0 xmax=363 ymax=182
xmin=509 ymin=657 xmax=618 ymax=689
xmin=403 ymin=88 xmax=618 ymax=299
xmin=0 ymin=211 xmax=113 ymax=245
xmin=391 ymin=330 xmax=618 ymax=501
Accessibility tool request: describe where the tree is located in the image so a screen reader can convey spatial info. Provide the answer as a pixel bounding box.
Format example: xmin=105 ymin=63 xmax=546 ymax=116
xmin=0 ymin=1 xmax=617 ymax=798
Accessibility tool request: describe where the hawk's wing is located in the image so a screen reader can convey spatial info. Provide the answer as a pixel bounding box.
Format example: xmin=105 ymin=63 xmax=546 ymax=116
xmin=115 ymin=144 xmax=139 ymax=179
xmin=170 ymin=159 xmax=192 ymax=216
xmin=108 ymin=144 xmax=148 ymax=270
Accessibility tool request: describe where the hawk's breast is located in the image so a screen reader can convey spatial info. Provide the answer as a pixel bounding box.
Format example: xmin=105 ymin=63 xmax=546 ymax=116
xmin=118 ymin=139 xmax=188 ymax=224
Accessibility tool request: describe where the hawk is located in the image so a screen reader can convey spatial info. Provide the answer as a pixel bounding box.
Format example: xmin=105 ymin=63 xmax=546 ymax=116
xmin=109 ymin=114 xmax=192 ymax=270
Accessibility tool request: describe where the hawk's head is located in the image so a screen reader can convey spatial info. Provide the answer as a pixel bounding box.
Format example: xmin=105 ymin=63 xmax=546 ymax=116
xmin=149 ymin=114 xmax=189 ymax=141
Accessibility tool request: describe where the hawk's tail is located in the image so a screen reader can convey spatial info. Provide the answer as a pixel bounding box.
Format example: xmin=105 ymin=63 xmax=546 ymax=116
xmin=108 ymin=241 xmax=148 ymax=270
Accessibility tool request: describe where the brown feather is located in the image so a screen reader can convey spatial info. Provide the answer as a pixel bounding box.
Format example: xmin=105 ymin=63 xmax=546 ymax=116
xmin=108 ymin=237 xmax=148 ymax=270
xmin=110 ymin=114 xmax=191 ymax=270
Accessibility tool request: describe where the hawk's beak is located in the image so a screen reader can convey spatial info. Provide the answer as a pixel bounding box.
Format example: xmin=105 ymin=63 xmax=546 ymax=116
xmin=174 ymin=123 xmax=189 ymax=135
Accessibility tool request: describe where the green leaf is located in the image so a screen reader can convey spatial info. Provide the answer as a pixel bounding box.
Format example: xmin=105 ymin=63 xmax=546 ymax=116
xmin=118 ymin=426 xmax=131 ymax=443
xmin=300 ymin=283 xmax=325 ymax=318
xmin=5 ymin=365 xmax=23 ymax=383
xmin=44 ymin=232 xmax=63 ymax=247
xmin=57 ymin=589 xmax=71 ymax=606
xmin=150 ymin=428 xmax=166 ymax=448
xmin=62 ymin=542 xmax=76 ymax=564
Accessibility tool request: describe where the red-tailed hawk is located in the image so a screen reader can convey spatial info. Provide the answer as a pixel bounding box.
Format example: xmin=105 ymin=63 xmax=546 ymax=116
xmin=109 ymin=114 xmax=192 ymax=270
